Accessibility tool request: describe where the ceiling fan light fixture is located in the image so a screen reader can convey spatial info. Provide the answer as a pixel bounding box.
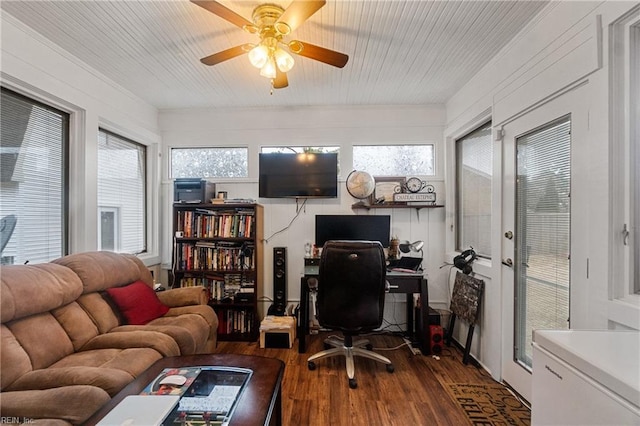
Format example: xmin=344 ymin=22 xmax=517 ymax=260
xmin=288 ymin=40 xmax=304 ymax=54
xmin=274 ymin=48 xmax=294 ymax=72
xmin=274 ymin=21 xmax=291 ymax=35
xmin=260 ymin=58 xmax=277 ymax=79
xmin=248 ymin=44 xmax=269 ymax=68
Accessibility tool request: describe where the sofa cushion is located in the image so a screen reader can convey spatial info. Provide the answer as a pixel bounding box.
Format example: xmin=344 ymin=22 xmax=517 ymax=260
xmin=7 ymin=366 xmax=134 ymax=397
xmin=1 ymin=325 xmax=32 ymax=390
xmin=0 ymin=263 xmax=83 ymax=323
xmin=51 ymin=302 xmax=100 ymax=351
xmin=148 ymin=311 xmax=211 ymax=353
xmin=76 ymin=293 xmax=120 ymax=333
xmin=49 ymin=347 xmax=163 ymax=386
xmin=52 ymin=251 xmax=153 ymax=293
xmin=106 ymin=281 xmax=170 ymax=325
xmin=110 ymin=324 xmax=197 ymax=355
xmin=0 ymin=386 xmax=110 ymax=425
xmin=81 ymin=330 xmax=180 ymax=357
xmin=5 ymin=312 xmax=74 ymax=370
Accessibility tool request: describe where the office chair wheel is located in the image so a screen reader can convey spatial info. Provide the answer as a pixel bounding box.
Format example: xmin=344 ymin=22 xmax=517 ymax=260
xmin=386 ymin=364 xmax=395 ymax=373
xmin=349 ymin=378 xmax=357 ymax=389
xmin=307 ymin=361 xmax=316 ymax=370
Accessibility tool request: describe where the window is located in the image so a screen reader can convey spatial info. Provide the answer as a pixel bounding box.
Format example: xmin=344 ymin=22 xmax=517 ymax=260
xmin=98 ymin=129 xmax=146 ymax=254
xmin=633 ymin=22 xmax=639 ymax=294
xmin=353 ymin=145 xmax=434 ymax=176
xmin=99 ymin=206 xmax=120 ymax=251
xmin=0 ymin=88 xmax=69 ymax=265
xmin=455 ymin=122 xmax=492 ymax=257
xmin=610 ymin=8 xmax=639 ymax=301
xmin=171 ymin=147 xmax=248 ymax=178
xmin=261 ymin=146 xmax=339 ymax=154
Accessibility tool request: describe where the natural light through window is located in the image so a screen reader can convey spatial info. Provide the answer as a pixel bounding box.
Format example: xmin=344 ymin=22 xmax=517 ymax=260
xmin=353 ymin=145 xmax=434 ymax=176
xmin=171 ymin=147 xmax=248 ymax=178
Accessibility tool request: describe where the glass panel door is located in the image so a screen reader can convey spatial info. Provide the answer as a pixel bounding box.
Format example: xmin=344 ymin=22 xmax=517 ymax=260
xmin=501 ymin=86 xmax=587 ymax=402
xmin=515 ymin=116 xmax=571 ymax=368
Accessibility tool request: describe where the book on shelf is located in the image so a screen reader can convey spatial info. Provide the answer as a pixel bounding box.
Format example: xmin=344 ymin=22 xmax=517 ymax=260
xmin=176 ymin=209 xmax=255 ymax=239
xmin=177 ymin=243 xmax=255 ymax=271
xmin=217 ymin=309 xmax=255 ymax=335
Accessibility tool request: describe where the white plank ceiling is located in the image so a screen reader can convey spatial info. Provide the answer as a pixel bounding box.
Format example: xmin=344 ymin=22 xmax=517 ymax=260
xmin=1 ymin=0 xmax=548 ymax=110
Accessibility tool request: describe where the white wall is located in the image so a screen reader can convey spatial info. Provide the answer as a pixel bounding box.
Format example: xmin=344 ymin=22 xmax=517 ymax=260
xmin=1 ymin=13 xmax=162 ymax=265
xmin=159 ymin=105 xmax=448 ymax=320
xmin=444 ymin=1 xmax=639 ymax=379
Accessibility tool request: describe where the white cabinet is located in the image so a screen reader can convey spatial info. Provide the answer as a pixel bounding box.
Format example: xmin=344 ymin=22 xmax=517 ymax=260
xmin=532 ymin=330 xmax=640 ymax=425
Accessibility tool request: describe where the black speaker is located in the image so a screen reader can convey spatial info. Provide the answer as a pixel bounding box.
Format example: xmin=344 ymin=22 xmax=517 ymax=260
xmin=429 ymin=324 xmax=444 ymax=354
xmin=273 ymin=247 xmax=287 ymax=316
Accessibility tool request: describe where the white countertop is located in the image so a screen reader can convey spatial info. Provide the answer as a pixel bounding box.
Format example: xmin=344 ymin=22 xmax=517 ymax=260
xmin=533 ymin=329 xmax=640 ymax=409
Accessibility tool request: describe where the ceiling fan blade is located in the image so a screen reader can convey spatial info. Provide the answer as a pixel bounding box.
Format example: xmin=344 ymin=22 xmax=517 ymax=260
xmin=200 ymin=45 xmax=248 ymax=66
xmin=289 ymin=41 xmax=349 ymax=68
xmin=275 ymin=0 xmax=326 ymax=34
xmin=273 ymin=68 xmax=289 ymax=89
xmin=191 ymin=0 xmax=253 ymax=30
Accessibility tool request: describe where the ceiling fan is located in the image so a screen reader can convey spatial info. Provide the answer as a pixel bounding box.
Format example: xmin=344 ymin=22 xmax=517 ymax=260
xmin=191 ymin=0 xmax=349 ymax=89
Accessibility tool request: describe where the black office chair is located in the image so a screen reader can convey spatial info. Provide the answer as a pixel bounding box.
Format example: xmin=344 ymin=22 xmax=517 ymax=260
xmin=307 ymin=240 xmax=394 ymax=389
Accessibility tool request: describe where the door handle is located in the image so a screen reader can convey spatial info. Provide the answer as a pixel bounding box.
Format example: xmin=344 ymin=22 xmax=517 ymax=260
xmin=504 ymin=231 xmax=513 ymax=240
xmin=502 ymin=258 xmax=513 ymax=267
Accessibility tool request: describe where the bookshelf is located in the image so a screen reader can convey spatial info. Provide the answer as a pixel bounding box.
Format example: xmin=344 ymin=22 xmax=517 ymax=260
xmin=172 ymin=203 xmax=263 ymax=342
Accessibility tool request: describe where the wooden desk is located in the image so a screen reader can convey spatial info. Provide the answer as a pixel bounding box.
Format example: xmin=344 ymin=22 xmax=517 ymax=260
xmin=299 ymin=266 xmax=430 ymax=354
xmin=85 ymin=354 xmax=284 ymax=426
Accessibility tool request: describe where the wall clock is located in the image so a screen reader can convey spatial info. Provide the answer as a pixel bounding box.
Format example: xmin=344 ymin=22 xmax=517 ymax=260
xmin=405 ymin=177 xmax=426 ymax=193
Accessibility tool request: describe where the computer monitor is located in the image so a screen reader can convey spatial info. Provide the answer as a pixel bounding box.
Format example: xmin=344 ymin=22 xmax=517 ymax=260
xmin=315 ymin=215 xmax=391 ymax=248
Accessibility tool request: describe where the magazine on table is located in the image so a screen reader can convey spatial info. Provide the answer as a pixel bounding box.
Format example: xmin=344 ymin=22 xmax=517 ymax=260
xmin=140 ymin=366 xmax=253 ymax=425
xmin=140 ymin=367 xmax=202 ymax=396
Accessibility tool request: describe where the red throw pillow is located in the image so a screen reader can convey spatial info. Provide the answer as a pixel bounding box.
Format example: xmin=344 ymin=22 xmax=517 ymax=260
xmin=106 ymin=280 xmax=169 ymax=325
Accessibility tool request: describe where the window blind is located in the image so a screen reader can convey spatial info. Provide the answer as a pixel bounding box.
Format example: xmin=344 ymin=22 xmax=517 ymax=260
xmin=515 ymin=116 xmax=571 ymax=366
xmin=97 ymin=129 xmax=146 ymax=254
xmin=456 ymin=121 xmax=492 ymax=257
xmin=0 ymin=88 xmax=68 ymax=265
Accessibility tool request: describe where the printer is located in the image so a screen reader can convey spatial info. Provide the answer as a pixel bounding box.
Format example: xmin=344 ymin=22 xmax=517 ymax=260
xmin=174 ymin=178 xmax=216 ymax=203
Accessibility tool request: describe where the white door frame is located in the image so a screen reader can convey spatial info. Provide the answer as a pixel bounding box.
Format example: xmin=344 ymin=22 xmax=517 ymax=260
xmin=499 ymin=83 xmax=589 ymax=402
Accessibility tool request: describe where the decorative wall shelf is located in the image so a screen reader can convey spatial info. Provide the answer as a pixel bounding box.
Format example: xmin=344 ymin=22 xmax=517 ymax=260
xmin=351 ymin=202 xmax=444 ymax=220
xmin=351 ymin=203 xmax=444 ymax=210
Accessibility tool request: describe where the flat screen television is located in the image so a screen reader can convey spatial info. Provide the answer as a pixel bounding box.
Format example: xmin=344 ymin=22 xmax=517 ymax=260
xmin=315 ymin=215 xmax=391 ymax=247
xmin=259 ymin=153 xmax=338 ymax=198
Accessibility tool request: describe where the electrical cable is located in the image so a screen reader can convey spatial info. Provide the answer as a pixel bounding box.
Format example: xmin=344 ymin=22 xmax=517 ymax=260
xmin=262 ymin=198 xmax=308 ymax=243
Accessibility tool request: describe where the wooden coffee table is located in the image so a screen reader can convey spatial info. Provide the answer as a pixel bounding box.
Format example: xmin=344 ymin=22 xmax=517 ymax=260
xmin=85 ymin=354 xmax=285 ymax=426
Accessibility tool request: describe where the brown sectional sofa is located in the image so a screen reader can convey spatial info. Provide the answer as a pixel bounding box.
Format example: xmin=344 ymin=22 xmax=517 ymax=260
xmin=0 ymin=251 xmax=218 ymax=425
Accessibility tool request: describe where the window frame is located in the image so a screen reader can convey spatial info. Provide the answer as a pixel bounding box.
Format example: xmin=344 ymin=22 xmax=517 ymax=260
xmin=170 ymin=146 xmax=249 ymax=180
xmin=0 ymin=86 xmax=70 ymax=263
xmin=608 ymin=6 xmax=640 ymax=328
xmin=352 ymin=143 xmax=435 ymax=177
xmin=98 ymin=206 xmax=121 ymax=252
xmin=454 ymin=120 xmax=493 ymax=259
xmin=97 ymin=128 xmax=148 ymax=255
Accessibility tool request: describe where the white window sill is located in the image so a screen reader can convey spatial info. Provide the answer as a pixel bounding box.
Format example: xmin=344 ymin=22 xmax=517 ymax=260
xmin=608 ymin=296 xmax=640 ymax=330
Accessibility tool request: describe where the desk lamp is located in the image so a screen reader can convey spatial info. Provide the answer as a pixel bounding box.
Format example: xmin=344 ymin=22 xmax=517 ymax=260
xmin=399 ymin=240 xmax=424 ymax=258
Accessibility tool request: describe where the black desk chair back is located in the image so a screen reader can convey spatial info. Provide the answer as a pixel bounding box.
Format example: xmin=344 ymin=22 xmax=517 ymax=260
xmin=307 ymin=240 xmax=394 ymax=388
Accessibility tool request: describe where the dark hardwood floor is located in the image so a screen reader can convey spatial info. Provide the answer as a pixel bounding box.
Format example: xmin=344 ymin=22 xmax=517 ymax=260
xmin=216 ymin=332 xmax=514 ymax=425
